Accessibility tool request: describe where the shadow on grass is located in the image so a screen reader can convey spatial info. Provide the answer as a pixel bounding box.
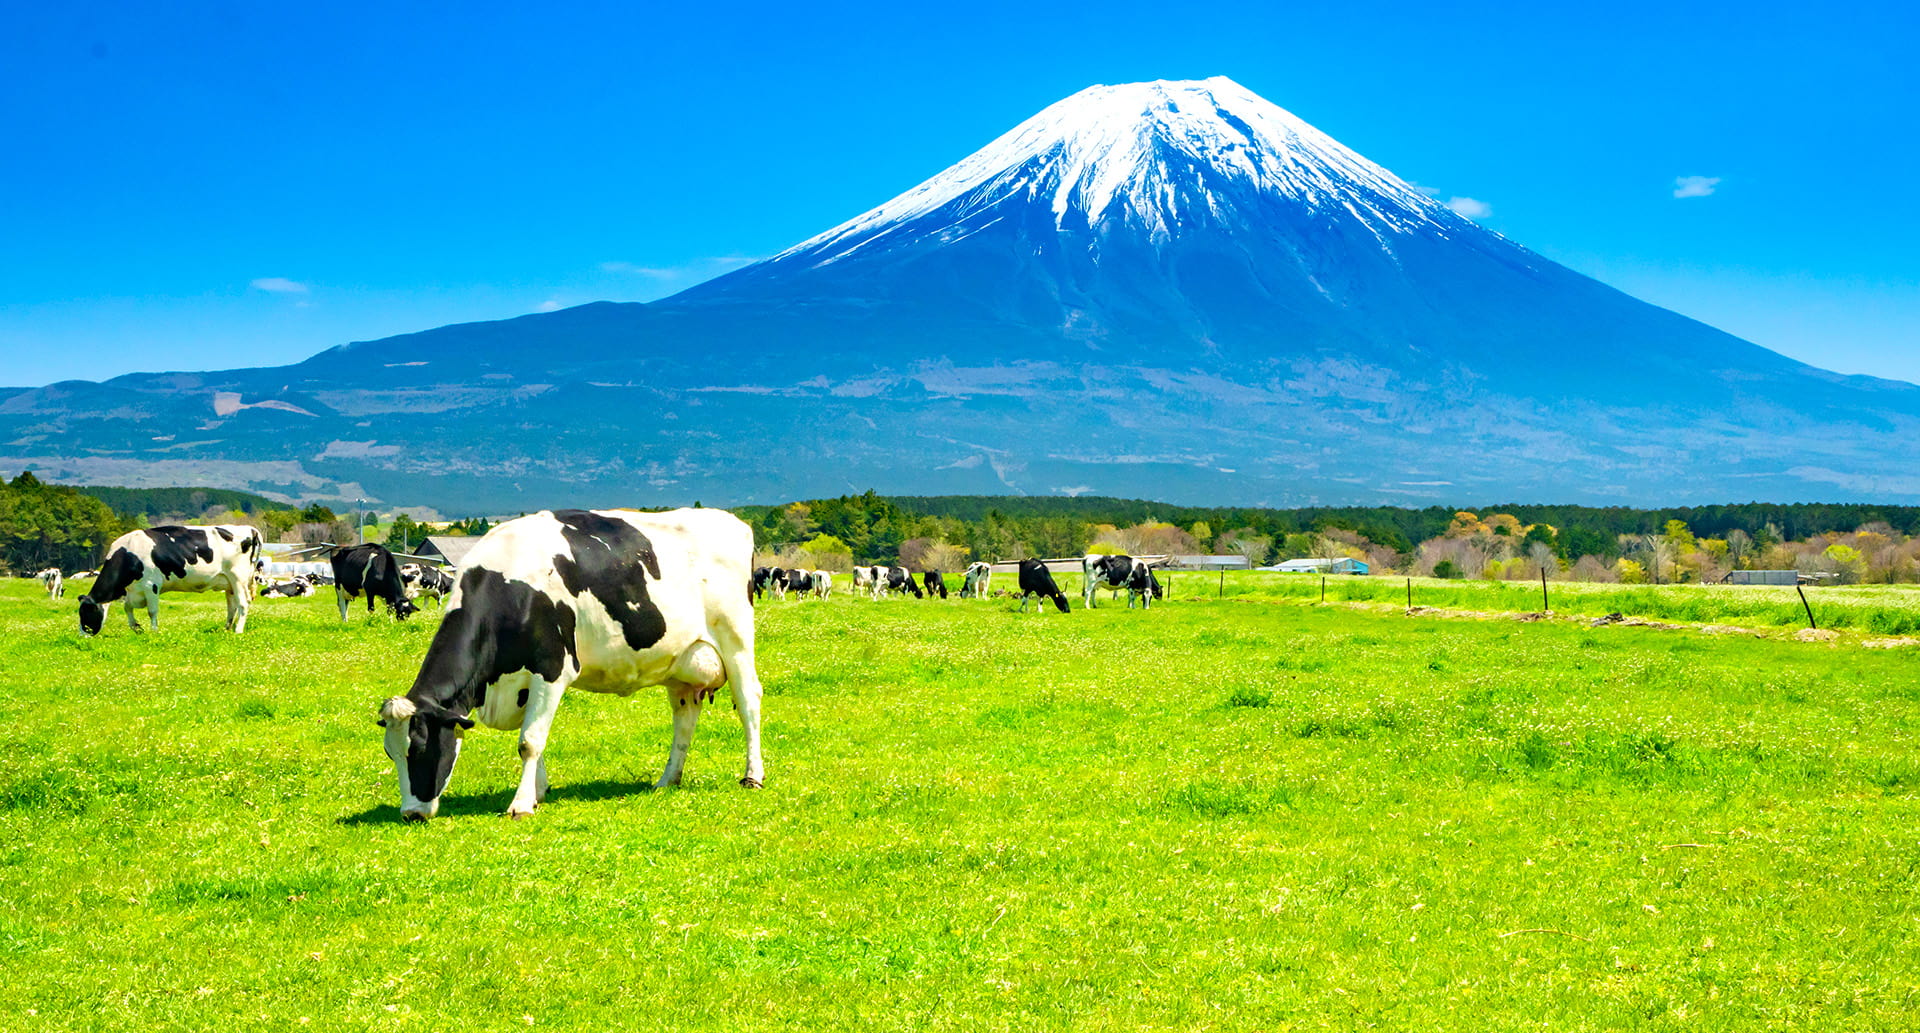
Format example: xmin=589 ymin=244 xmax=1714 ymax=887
xmin=336 ymin=777 xmax=665 ymax=825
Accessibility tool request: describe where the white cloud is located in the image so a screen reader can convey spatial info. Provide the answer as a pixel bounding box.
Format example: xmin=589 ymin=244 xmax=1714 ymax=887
xmin=1445 ymin=196 xmax=1492 ymax=219
xmin=1673 ymin=175 xmax=1721 ymax=199
xmin=536 ymin=299 xmax=563 ymax=312
xmin=600 ymin=261 xmax=680 ymax=278
xmin=250 ymin=276 xmax=309 ymax=294
xmin=600 ymin=255 xmax=765 ymax=279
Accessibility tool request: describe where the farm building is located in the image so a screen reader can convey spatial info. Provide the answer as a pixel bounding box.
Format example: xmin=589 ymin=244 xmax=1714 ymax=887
xmin=1265 ymin=557 xmax=1370 ymax=575
xmin=1724 ymin=570 xmax=1800 ymax=586
xmin=1164 ymin=554 xmax=1251 ymax=570
xmin=413 ymin=535 xmax=480 ymax=568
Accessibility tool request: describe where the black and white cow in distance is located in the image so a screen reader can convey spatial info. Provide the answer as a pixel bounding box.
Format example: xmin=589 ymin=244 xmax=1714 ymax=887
xmin=749 ymin=566 xmax=777 ymax=602
xmin=922 ymin=570 xmax=948 ymax=599
xmin=376 ymin=507 xmax=764 ymax=821
xmin=879 ymin=565 xmax=923 ymax=599
xmin=1017 ymin=558 xmax=1071 ymax=613
xmin=784 ymin=568 xmax=815 ymax=598
xmin=809 ymin=570 xmax=833 ymax=599
xmin=400 ymin=563 xmax=454 ymax=604
xmin=37 ymin=568 xmax=63 ymax=599
xmin=960 ymin=561 xmax=992 ymax=598
xmin=332 ymin=543 xmax=419 ymax=621
xmin=1084 ymin=553 xmax=1157 ymax=609
xmin=260 ymin=574 xmax=318 ymax=598
xmin=78 ymin=524 xmax=263 ymax=635
xmin=851 ymin=565 xmax=875 ymax=596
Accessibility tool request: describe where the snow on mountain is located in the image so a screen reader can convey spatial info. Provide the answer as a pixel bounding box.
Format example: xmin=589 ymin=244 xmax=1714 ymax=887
xmin=777 ymin=76 xmax=1454 ymax=266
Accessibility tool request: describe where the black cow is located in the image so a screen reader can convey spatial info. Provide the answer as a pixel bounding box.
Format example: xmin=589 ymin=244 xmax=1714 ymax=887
xmin=749 ymin=566 xmax=777 ymax=602
xmin=1016 ymin=558 xmax=1071 ymax=614
xmin=921 ymin=570 xmax=948 ymax=599
xmin=331 ymin=543 xmax=419 ymax=621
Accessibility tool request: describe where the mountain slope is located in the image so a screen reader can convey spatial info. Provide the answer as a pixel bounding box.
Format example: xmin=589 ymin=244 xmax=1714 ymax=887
xmin=4 ymin=77 xmax=1917 ymax=512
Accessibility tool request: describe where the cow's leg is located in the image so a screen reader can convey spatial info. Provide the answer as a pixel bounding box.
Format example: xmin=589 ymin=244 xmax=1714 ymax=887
xmin=225 ymin=585 xmax=240 ymax=630
xmin=709 ymin=629 xmax=765 ymax=789
xmin=335 ymin=586 xmax=349 ymax=622
xmin=658 ymin=689 xmax=704 ymax=789
xmin=508 ymin=671 xmax=572 ymax=818
xmin=145 ymin=590 xmax=160 ymax=631
xmin=123 ymin=596 xmax=141 ymax=631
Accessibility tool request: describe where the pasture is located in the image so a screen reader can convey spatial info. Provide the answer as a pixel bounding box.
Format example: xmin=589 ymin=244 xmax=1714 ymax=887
xmin=2 ymin=575 xmax=1917 ymax=1030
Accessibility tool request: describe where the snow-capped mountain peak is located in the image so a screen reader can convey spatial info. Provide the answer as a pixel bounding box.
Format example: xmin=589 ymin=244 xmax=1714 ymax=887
xmin=777 ymin=76 xmax=1455 ymax=265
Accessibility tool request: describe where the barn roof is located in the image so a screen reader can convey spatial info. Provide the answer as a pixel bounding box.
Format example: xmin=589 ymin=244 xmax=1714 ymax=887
xmin=417 ymin=536 xmax=481 ymax=567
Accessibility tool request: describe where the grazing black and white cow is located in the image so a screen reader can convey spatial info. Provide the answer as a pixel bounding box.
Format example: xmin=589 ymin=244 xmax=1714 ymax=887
xmin=765 ymin=566 xmax=789 ymax=601
xmin=810 ymin=570 xmax=833 ymax=599
xmin=960 ymin=561 xmax=992 ymax=598
xmin=784 ymin=568 xmax=815 ymax=598
xmin=921 ymin=570 xmax=948 ymax=599
xmin=400 ymin=563 xmax=454 ymax=605
xmin=331 ymin=543 xmax=419 ymax=621
xmin=1016 ymin=558 xmax=1071 ymax=613
xmin=749 ymin=566 xmax=776 ymax=602
xmin=37 ymin=568 xmax=63 ymax=599
xmin=851 ymin=565 xmax=875 ymax=596
xmin=1083 ymin=553 xmax=1157 ymax=609
xmin=375 ymin=507 xmax=765 ymax=821
xmin=78 ymin=525 xmax=263 ymax=635
xmin=878 ymin=565 xmax=923 ymax=599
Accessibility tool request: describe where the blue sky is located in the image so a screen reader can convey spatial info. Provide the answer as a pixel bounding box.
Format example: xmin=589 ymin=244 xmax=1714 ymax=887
xmin=3 ymin=1 xmax=1915 ymax=385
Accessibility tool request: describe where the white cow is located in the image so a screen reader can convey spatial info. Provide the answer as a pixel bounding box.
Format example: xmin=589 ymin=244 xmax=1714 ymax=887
xmin=810 ymin=570 xmax=833 ymax=599
xmin=851 ymin=565 xmax=874 ymax=596
xmin=960 ymin=561 xmax=992 ymax=598
xmin=36 ymin=568 xmax=63 ymax=599
xmin=78 ymin=525 xmax=263 ymax=635
xmin=376 ymin=508 xmax=764 ymax=821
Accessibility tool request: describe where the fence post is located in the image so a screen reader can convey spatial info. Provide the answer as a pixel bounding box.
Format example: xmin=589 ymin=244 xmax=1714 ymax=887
xmin=1540 ymin=569 xmax=1549 ymax=613
xmin=1218 ymin=569 xmax=1224 ymax=599
xmin=1796 ymin=584 xmax=1817 ymax=630
xmin=1321 ymin=576 xmax=1326 ymax=604
xmin=1406 ymin=577 xmax=1412 ymax=610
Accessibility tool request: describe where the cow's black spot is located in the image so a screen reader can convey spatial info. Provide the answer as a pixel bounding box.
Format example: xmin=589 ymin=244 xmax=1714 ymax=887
xmin=549 ymin=509 xmax=666 ymax=652
xmin=214 ymin=527 xmax=234 ymax=542
xmin=143 ymin=526 xmax=214 ymax=580
xmin=398 ymin=567 xmax=578 ymax=804
xmin=517 ymin=688 xmax=530 ymax=708
xmin=84 ymin=547 xmax=145 ymax=607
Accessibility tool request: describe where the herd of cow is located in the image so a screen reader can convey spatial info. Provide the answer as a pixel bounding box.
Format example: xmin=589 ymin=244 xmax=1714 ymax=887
xmin=748 ymin=554 xmax=1163 ymax=613
xmin=27 ymin=510 xmax=1168 ymax=823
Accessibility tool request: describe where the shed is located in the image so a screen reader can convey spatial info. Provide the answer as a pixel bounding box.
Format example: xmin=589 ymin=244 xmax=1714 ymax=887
xmin=414 ymin=536 xmax=480 ymax=568
xmin=1165 ymin=555 xmax=1252 ymax=570
xmin=1265 ymin=557 xmax=1370 ymax=575
xmin=1724 ymin=569 xmax=1798 ymax=586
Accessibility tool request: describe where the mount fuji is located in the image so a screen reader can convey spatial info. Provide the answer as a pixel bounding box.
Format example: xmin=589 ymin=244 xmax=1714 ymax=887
xmin=5 ymin=77 xmax=1916 ymax=511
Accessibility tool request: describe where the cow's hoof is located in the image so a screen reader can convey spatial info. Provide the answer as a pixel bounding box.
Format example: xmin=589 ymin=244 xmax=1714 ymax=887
xmin=739 ymin=776 xmax=763 ymax=789
xmin=506 ymin=807 xmax=535 ymax=820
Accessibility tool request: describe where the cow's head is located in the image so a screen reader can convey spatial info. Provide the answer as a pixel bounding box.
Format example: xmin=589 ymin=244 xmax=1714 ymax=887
xmin=78 ymin=597 xmax=105 ymax=636
xmin=377 ymin=696 xmax=474 ymax=821
xmin=393 ymin=596 xmax=419 ymax=621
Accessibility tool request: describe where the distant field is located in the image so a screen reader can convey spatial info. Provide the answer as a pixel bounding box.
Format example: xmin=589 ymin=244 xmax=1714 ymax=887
xmin=2 ymin=577 xmax=1917 ymax=1030
xmin=1150 ymin=570 xmax=1920 ymax=636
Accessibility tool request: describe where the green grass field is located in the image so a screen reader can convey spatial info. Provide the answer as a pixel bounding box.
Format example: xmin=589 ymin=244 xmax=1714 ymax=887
xmin=3 ymin=576 xmax=1917 ymax=1030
